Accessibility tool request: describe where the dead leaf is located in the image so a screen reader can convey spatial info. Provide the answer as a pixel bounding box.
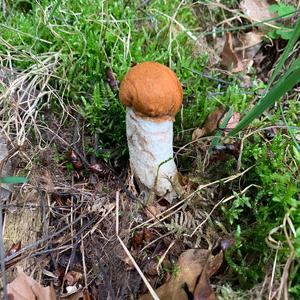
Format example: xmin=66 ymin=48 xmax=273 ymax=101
xmin=221 ymin=33 xmax=244 ymax=73
xmin=139 ymin=249 xmax=223 ymax=300
xmin=7 ymin=266 xmax=56 ymax=300
xmin=221 ymin=112 xmax=241 ymax=133
xmin=193 ymin=265 xmax=216 ymax=300
xmin=132 ymin=228 xmax=153 ymax=249
xmin=68 ymin=150 xmax=83 ymax=171
xmin=7 ymin=241 xmax=21 ymax=256
xmin=89 ymin=163 xmax=109 ymax=177
xmin=64 ymin=271 xmax=83 ymax=286
xmin=144 ymin=204 xmax=165 ymax=219
xmin=236 ymin=32 xmax=264 ymax=61
xmin=192 ymin=128 xmax=206 ymax=141
xmin=192 ymin=107 xmax=240 ymax=141
xmin=221 ymin=32 xmax=263 ymax=73
xmin=240 ymin=0 xmax=276 ymax=28
xmin=192 ymin=106 xmax=226 ymax=140
xmin=106 ymin=67 xmax=118 ymax=90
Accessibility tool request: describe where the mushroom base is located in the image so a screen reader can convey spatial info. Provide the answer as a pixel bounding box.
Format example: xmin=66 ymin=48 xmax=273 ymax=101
xmin=126 ymin=108 xmax=181 ymax=202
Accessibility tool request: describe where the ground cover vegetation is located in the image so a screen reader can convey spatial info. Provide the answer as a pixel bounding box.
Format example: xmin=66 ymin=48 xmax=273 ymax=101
xmin=0 ymin=0 xmax=299 ymax=299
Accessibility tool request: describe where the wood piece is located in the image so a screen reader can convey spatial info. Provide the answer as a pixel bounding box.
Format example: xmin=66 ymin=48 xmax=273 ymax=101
xmin=2 ymin=189 xmax=42 ymax=283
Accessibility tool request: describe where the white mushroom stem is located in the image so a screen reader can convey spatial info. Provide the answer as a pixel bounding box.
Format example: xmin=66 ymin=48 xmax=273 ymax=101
xmin=126 ymin=107 xmax=179 ymax=201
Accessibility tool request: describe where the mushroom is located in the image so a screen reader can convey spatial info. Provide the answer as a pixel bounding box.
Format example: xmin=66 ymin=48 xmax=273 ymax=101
xmin=119 ymin=62 xmax=183 ymax=202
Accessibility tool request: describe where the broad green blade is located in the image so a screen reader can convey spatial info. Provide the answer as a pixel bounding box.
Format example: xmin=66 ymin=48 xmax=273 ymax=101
xmin=209 ymin=107 xmax=233 ymax=153
xmin=0 ymin=176 xmax=28 ymax=184
xmin=228 ymin=66 xmax=300 ymax=136
xmin=266 ymin=17 xmax=300 ymax=91
xmin=228 ymin=17 xmax=300 ymax=137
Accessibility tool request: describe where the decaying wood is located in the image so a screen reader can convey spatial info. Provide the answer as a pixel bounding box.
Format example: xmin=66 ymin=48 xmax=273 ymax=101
xmin=1 ymin=189 xmax=43 ymax=283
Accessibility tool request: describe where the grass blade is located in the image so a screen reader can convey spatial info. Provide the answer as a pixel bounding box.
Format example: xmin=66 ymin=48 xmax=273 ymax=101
xmin=228 ymin=17 xmax=300 ymax=137
xmin=0 ymin=176 xmax=28 ymax=184
xmin=228 ymin=66 xmax=300 ymax=136
xmin=266 ymin=17 xmax=300 ymax=91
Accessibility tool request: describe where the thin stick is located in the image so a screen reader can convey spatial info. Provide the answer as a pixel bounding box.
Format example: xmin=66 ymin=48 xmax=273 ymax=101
xmin=0 ymin=205 xmax=8 ymax=300
xmin=156 ymin=240 xmax=175 ymax=274
xmin=268 ymin=246 xmax=279 ymax=300
xmin=115 ymin=191 xmax=159 ymax=300
xmin=81 ymin=236 xmax=88 ymax=290
xmin=132 ymin=165 xmax=254 ymax=231
xmin=189 ymin=183 xmax=260 ymax=237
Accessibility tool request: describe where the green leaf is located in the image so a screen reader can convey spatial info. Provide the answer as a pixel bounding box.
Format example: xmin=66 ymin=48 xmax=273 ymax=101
xmin=209 ymin=107 xmax=233 ymax=153
xmin=277 ymin=4 xmax=296 ymax=16
xmin=269 ymin=3 xmax=296 ymax=16
xmin=0 ymin=176 xmax=28 ymax=184
xmin=293 ymin=146 xmax=300 ymax=164
xmin=48 ymin=0 xmax=63 ymax=20
xmin=228 ymin=18 xmax=300 ymax=136
xmin=228 ymin=66 xmax=300 ymax=136
xmin=266 ymin=17 xmax=300 ymax=91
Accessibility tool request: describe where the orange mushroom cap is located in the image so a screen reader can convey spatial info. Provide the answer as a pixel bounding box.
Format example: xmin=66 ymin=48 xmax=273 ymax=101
xmin=119 ymin=62 xmax=183 ymax=122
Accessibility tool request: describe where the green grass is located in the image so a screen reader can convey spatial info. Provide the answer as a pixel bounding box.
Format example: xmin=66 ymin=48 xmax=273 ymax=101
xmin=1 ymin=0 xmax=300 ymax=298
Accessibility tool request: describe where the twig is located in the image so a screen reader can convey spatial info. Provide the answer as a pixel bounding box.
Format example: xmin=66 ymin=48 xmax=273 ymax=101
xmin=268 ymin=246 xmax=279 ymax=300
xmin=156 ymin=240 xmax=175 ymax=274
xmin=188 ymin=183 xmax=259 ymax=237
xmin=0 ymin=205 xmax=8 ymax=300
xmin=132 ymin=165 xmax=254 ymax=231
xmin=80 ymin=237 xmax=88 ymax=290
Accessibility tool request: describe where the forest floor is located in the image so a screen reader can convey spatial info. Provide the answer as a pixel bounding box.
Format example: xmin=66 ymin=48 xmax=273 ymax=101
xmin=0 ymin=1 xmax=300 ymax=299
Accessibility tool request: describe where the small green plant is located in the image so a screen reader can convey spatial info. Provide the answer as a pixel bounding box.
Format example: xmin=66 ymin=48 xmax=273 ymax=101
xmin=223 ymin=131 xmax=299 ymax=288
xmin=268 ymin=2 xmax=297 ymax=40
xmin=157 ymin=255 xmax=179 ymax=279
xmin=222 ymin=193 xmax=252 ymax=225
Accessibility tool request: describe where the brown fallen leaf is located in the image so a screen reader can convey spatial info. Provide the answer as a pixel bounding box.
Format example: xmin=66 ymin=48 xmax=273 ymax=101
xmin=240 ymin=0 xmax=276 ymax=29
xmin=7 ymin=266 xmax=56 ymax=300
xmin=64 ymin=270 xmax=83 ymax=286
xmin=235 ymin=32 xmax=264 ymax=62
xmin=193 ymin=264 xmax=216 ymax=300
xmin=221 ymin=32 xmax=263 ymax=73
xmin=144 ymin=204 xmax=165 ymax=219
xmin=7 ymin=241 xmax=22 ymax=256
xmin=192 ymin=106 xmax=226 ymax=140
xmin=89 ymin=163 xmax=109 ymax=177
xmin=221 ymin=33 xmax=244 ymax=73
xmin=106 ymin=67 xmax=118 ymax=90
xmin=68 ymin=149 xmax=83 ymax=171
xmin=132 ymin=228 xmax=153 ymax=249
xmin=192 ymin=107 xmax=240 ymax=141
xmin=221 ymin=111 xmax=241 ymax=133
xmin=139 ymin=248 xmax=223 ymax=300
